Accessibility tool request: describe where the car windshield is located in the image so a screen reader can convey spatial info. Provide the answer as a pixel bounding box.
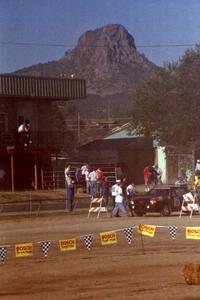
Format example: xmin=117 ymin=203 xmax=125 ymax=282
xmin=149 ymin=188 xmax=170 ymax=197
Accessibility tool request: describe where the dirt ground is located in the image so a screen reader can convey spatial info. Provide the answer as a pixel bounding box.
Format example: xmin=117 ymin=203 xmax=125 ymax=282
xmin=0 ymin=206 xmax=200 ymax=300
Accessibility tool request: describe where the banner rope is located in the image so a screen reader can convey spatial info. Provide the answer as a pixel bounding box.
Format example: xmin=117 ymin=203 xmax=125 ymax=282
xmin=1 ymin=224 xmax=199 ymax=248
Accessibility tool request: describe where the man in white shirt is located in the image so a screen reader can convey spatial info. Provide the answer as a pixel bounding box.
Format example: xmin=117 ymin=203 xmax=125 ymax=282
xmin=81 ymin=164 xmax=87 ymax=176
xmin=64 ymin=164 xmax=71 ymax=185
xmin=111 ymin=181 xmax=117 ymax=207
xmin=89 ymin=168 xmax=97 ymax=197
xmin=153 ymin=165 xmax=162 ymax=184
xmin=195 ymin=159 xmax=200 ymax=176
xmin=17 ymin=119 xmax=32 ymax=146
xmin=81 ymin=163 xmax=90 ymax=193
xmin=85 ymin=168 xmax=90 ymax=194
xmin=111 ymin=180 xmax=128 ymax=217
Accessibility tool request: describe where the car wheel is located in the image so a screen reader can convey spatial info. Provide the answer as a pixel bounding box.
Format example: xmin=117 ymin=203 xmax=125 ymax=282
xmin=161 ymin=205 xmax=171 ymax=216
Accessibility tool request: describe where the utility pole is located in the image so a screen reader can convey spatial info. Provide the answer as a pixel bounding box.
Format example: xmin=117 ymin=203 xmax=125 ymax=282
xmin=107 ymin=99 xmax=111 ymax=129
xmin=78 ymin=112 xmax=81 ymax=146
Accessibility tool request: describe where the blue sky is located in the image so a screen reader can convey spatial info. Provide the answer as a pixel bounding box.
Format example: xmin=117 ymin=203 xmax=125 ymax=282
xmin=1 ymin=0 xmax=200 ymax=73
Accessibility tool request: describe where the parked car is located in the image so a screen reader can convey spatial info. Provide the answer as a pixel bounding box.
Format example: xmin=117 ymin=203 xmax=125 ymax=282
xmin=131 ymin=185 xmax=198 ymax=216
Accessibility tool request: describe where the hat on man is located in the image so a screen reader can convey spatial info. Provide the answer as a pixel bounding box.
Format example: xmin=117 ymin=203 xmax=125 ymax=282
xmin=116 ymin=179 xmax=121 ymax=183
xmin=197 ymin=159 xmax=200 ymax=163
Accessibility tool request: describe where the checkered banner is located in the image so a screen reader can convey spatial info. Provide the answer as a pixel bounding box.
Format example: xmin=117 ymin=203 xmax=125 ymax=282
xmin=0 ymin=246 xmax=7 ymax=262
xmin=41 ymin=241 xmax=51 ymax=257
xmin=83 ymin=234 xmax=93 ymax=251
xmin=124 ymin=227 xmax=134 ymax=245
xmin=168 ymin=226 xmax=178 ymax=240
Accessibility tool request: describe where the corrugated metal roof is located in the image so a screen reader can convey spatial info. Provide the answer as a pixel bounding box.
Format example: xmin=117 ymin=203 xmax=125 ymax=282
xmin=80 ymin=137 xmax=153 ymax=150
xmin=104 ymin=124 xmax=141 ymax=140
xmin=0 ymin=75 xmax=86 ymax=100
xmin=104 ymin=129 xmax=132 ymax=139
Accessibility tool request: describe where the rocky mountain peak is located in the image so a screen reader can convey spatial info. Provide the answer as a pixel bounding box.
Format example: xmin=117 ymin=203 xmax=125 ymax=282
xmin=13 ymin=23 xmax=157 ymax=96
xmin=75 ymin=23 xmax=137 ymax=64
xmin=66 ymin=24 xmax=143 ymax=69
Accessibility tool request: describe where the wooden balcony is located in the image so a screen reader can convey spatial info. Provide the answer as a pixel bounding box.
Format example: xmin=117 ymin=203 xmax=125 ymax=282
xmin=0 ymin=130 xmax=69 ymax=151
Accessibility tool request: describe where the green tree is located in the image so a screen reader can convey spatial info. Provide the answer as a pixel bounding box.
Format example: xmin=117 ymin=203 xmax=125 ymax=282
xmin=130 ymin=45 xmax=200 ymax=152
xmin=52 ymin=101 xmax=77 ymax=154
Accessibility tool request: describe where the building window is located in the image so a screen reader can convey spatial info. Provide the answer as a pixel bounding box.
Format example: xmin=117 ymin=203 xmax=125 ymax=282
xmin=0 ymin=113 xmax=8 ymax=132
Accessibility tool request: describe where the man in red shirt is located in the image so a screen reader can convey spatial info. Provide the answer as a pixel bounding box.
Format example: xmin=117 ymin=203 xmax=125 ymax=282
xmin=144 ymin=166 xmax=151 ymax=192
xmin=96 ymin=167 xmax=103 ymax=195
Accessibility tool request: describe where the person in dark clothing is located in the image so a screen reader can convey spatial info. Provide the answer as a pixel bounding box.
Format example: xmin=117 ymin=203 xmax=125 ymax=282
xmin=67 ymin=180 xmax=75 ymax=212
xmin=101 ymin=176 xmax=110 ymax=207
xmin=75 ymin=167 xmax=81 ymax=185
xmin=149 ymin=165 xmax=159 ymax=185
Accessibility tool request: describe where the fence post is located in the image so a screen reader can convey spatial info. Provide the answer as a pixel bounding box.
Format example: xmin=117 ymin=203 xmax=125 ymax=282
xmin=11 ymin=153 xmax=15 ymax=192
xmin=41 ymin=169 xmax=44 ymax=190
xmin=53 ymin=171 xmax=56 ymax=190
xmin=56 ymin=172 xmax=59 ymax=189
xmin=34 ymin=163 xmax=38 ymax=190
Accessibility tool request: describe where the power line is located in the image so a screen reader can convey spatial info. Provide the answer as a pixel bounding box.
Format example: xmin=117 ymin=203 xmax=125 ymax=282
xmin=0 ymin=41 xmax=73 ymax=48
xmin=65 ymin=118 xmax=131 ymax=123
xmin=0 ymin=40 xmax=198 ymax=49
xmin=66 ymin=124 xmax=130 ymax=130
xmin=137 ymin=43 xmax=197 ymax=48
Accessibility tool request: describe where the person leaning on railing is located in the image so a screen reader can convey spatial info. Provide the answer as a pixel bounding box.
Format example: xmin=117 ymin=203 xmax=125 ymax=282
xmin=17 ymin=119 xmax=32 ymax=147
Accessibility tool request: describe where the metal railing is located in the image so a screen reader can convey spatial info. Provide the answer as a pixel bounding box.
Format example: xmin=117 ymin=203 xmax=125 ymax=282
xmin=41 ymin=166 xmax=118 ymax=190
xmin=41 ymin=170 xmax=65 ymax=190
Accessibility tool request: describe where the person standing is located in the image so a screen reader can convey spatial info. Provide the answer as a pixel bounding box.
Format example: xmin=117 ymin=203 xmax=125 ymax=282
xmin=121 ymin=176 xmax=127 ymax=203
xmin=75 ymin=167 xmax=81 ymax=185
xmin=96 ymin=167 xmax=103 ymax=195
xmin=126 ymin=182 xmax=136 ymax=216
xmin=81 ymin=163 xmax=90 ymax=193
xmin=195 ymin=159 xmax=200 ymax=176
xmin=186 ymin=169 xmax=193 ymax=183
xmin=89 ymin=168 xmax=97 ymax=198
xmin=64 ymin=164 xmax=71 ymax=186
xmin=143 ymin=166 xmax=150 ymax=191
xmin=66 ymin=179 xmax=75 ymax=212
xmin=153 ymin=165 xmax=162 ymax=184
xmin=178 ymin=167 xmax=186 ymax=180
xmin=101 ymin=176 xmax=110 ymax=207
xmin=111 ymin=180 xmax=118 ymax=209
xmin=81 ymin=164 xmax=87 ymax=177
xmin=149 ymin=165 xmax=159 ymax=185
xmin=111 ymin=180 xmax=128 ymax=217
xmin=85 ymin=166 xmax=91 ymax=194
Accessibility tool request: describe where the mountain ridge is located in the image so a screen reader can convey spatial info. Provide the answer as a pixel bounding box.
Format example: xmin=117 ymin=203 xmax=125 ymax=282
xmin=8 ymin=23 xmax=160 ymax=127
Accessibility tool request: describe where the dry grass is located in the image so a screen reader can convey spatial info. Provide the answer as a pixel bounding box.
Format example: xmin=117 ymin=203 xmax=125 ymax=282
xmin=0 ymin=189 xmax=66 ymax=203
xmin=182 ymin=263 xmax=200 ymax=285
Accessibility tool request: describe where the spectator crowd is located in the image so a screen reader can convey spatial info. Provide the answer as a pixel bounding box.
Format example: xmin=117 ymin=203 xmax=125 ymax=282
xmin=64 ymin=163 xmax=136 ymax=217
